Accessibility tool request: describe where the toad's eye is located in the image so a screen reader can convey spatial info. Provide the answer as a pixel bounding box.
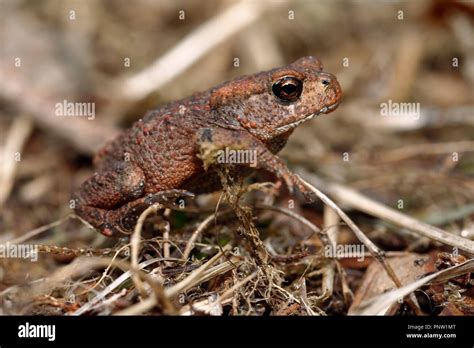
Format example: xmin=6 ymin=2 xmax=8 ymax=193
xmin=272 ymin=76 xmax=303 ymax=103
xmin=321 ymin=79 xmax=330 ymax=86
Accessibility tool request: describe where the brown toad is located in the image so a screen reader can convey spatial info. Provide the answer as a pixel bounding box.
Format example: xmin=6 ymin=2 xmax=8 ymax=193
xmin=73 ymin=57 xmax=342 ymax=237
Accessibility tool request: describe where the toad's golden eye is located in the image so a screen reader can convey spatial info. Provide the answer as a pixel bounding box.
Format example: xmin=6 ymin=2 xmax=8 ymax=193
xmin=272 ymin=76 xmax=303 ymax=103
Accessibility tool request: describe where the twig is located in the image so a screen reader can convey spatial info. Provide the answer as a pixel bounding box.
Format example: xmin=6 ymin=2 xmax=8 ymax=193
xmin=0 ymin=117 xmax=33 ymax=206
xmin=298 ymin=175 xmax=424 ymax=314
xmin=182 ymin=213 xmax=216 ymax=261
xmin=115 ymin=244 xmax=232 ymax=315
xmin=255 ymin=204 xmax=324 ymax=240
xmin=297 ymin=169 xmax=474 ymax=254
xmin=131 ymin=204 xmax=161 ymax=298
xmin=217 ymin=169 xmax=269 ymax=267
xmin=180 ymin=271 xmax=256 ymax=315
xmin=298 ymin=279 xmax=316 ymax=316
xmin=35 ymin=244 xmax=128 ymax=258
xmin=166 ymin=244 xmax=232 ymax=297
xmin=323 ymin=206 xmax=340 ymax=250
xmin=17 ymin=256 xmax=175 ymax=315
xmin=72 ymin=257 xmax=169 ymax=315
xmin=297 ymin=176 xmax=402 ymax=283
xmin=76 ymin=243 xmax=132 ymax=296
xmin=162 ymin=209 xmax=171 ymax=263
xmin=219 ymin=272 xmax=257 ymax=303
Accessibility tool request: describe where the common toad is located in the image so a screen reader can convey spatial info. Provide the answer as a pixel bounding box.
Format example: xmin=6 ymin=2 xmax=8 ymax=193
xmin=73 ymin=57 xmax=342 ymax=237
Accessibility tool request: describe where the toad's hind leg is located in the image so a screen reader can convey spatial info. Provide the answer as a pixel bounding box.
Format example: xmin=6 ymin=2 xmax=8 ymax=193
xmin=73 ymin=161 xmax=146 ymax=236
xmin=74 ymin=162 xmax=146 ymax=208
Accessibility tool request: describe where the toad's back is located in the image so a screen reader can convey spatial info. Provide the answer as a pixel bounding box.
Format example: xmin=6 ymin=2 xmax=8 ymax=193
xmin=94 ymin=92 xmax=214 ymax=193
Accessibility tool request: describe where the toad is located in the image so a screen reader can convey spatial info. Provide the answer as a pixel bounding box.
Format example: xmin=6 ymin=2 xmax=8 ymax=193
xmin=72 ymin=56 xmax=342 ymax=237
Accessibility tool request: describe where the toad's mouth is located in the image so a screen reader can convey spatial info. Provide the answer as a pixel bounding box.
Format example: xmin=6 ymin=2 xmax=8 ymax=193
xmin=275 ymin=101 xmax=340 ymax=134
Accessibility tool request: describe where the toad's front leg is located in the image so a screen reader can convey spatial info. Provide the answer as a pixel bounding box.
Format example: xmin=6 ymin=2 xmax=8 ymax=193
xmin=197 ymin=127 xmax=311 ymax=199
xmin=76 ymin=188 xmax=193 ymax=237
xmin=101 ymin=189 xmax=194 ymax=236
